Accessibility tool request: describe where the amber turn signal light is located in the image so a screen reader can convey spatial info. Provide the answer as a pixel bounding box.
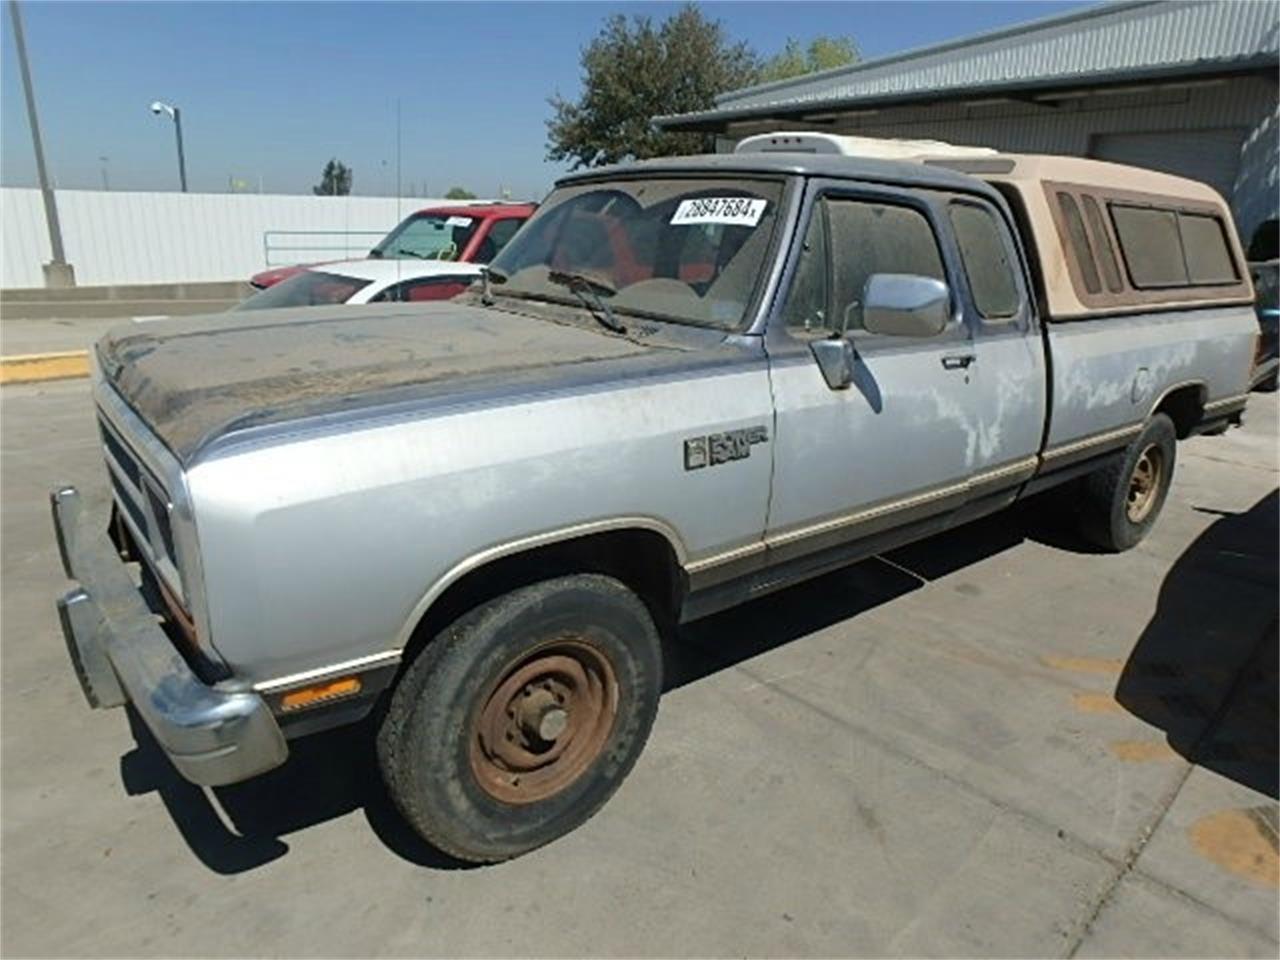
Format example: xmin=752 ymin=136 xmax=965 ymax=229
xmin=280 ymin=676 xmax=361 ymax=712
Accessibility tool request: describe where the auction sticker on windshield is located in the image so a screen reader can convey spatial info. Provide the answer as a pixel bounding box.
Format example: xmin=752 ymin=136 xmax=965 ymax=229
xmin=670 ymin=197 xmax=767 ymax=227
xmin=445 ymin=216 xmax=474 ymax=227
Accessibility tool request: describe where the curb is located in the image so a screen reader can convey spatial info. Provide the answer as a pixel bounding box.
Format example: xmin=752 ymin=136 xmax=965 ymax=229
xmin=0 ymin=350 xmax=90 ymax=385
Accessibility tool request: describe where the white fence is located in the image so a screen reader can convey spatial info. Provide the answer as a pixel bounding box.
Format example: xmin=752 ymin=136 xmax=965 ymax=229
xmin=0 ymin=188 xmax=492 ymax=288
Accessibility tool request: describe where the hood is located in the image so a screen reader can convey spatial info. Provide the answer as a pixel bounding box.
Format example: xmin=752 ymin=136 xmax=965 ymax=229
xmin=98 ymin=301 xmax=664 ymax=461
xmin=249 ymin=263 xmax=311 ymax=288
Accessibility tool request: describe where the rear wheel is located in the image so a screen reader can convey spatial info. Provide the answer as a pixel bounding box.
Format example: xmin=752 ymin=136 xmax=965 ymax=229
xmin=1078 ymin=413 xmax=1176 ymax=551
xmin=377 ymin=573 xmax=662 ymax=863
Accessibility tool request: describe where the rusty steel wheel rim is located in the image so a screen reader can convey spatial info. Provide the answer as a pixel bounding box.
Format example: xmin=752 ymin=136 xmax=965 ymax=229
xmin=469 ymin=638 xmax=619 ymax=805
xmin=1126 ymin=444 xmax=1164 ymax=523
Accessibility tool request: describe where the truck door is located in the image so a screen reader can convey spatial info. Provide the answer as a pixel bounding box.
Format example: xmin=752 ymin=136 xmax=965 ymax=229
xmin=942 ymin=197 xmax=1045 ymax=517
xmin=763 ymin=184 xmax=981 ymax=575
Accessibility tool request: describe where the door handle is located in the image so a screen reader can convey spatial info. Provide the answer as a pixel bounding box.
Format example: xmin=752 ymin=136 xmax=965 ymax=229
xmin=941 ymin=353 xmax=976 ymax=370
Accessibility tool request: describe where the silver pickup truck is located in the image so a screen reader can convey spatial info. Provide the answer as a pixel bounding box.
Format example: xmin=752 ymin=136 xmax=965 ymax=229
xmin=53 ymin=137 xmax=1258 ymax=862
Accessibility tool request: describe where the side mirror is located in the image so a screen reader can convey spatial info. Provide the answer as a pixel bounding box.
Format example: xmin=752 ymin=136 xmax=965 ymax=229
xmin=861 ymin=274 xmax=950 ymax=338
xmin=811 ymin=337 xmax=854 ymax=390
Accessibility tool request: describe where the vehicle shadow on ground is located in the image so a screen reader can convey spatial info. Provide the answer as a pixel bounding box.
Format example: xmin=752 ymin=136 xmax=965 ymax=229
xmin=119 ymin=707 xmax=468 ymax=874
xmin=1115 ymin=489 xmax=1279 ymax=799
xmin=665 ymin=489 xmax=1097 ymax=689
xmin=117 ymin=492 xmax=1094 ymax=874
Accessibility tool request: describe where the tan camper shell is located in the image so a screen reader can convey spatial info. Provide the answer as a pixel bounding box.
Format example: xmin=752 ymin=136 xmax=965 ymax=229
xmin=735 ymin=132 xmax=1254 ymax=320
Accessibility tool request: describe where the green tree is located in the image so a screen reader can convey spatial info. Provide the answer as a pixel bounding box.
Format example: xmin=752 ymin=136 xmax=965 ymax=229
xmin=312 ymin=159 xmax=352 ymax=196
xmin=759 ymin=36 xmax=860 ymax=84
xmin=444 ymin=186 xmax=477 ymax=200
xmin=547 ymin=4 xmax=760 ymax=168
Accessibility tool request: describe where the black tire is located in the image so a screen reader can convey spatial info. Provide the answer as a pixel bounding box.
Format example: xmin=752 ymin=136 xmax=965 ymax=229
xmin=1078 ymin=413 xmax=1177 ymax=552
xmin=376 ymin=573 xmax=662 ymax=863
xmin=1257 ymin=370 xmax=1278 ymax=393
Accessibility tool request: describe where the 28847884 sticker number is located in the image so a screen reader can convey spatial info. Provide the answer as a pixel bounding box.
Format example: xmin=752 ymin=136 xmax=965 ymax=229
xmin=669 ymin=197 xmax=767 ymax=227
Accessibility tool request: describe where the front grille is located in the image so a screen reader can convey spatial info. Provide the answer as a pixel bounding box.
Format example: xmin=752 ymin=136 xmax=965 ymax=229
xmin=99 ymin=423 xmax=140 ymax=488
xmin=145 ymin=484 xmax=177 ymax=560
xmin=109 ymin=469 xmax=148 ymax=535
xmin=98 ymin=413 xmax=181 ymax=596
xmin=96 ymin=406 xmax=226 ymax=682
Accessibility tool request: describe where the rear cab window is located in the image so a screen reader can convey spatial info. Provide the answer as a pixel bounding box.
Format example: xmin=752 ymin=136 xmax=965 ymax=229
xmin=948 ymin=201 xmax=1022 ymax=321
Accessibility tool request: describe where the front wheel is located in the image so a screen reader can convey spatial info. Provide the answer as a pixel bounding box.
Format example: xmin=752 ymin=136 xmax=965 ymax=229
xmin=376 ymin=574 xmax=662 ymax=863
xmin=1078 ymin=413 xmax=1177 ymax=552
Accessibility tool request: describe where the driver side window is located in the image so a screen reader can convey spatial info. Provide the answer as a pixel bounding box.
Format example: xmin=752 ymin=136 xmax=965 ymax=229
xmin=781 ymin=203 xmax=830 ymax=337
xmin=782 ymin=196 xmax=946 ymax=337
xmin=828 ymin=198 xmax=945 ymax=333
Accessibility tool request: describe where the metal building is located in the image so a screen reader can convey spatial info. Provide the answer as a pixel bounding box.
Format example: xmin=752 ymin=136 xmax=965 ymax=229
xmin=655 ymin=1 xmax=1279 ymax=249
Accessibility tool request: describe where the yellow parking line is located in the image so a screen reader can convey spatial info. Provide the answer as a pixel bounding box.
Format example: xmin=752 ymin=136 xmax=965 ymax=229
xmin=1043 ymin=655 xmax=1125 ymax=675
xmin=0 ymin=351 xmax=90 ymax=385
xmin=1190 ymin=808 xmax=1279 ymax=889
xmin=1109 ymin=740 xmax=1181 ymax=762
xmin=1071 ymin=692 xmax=1126 ymax=714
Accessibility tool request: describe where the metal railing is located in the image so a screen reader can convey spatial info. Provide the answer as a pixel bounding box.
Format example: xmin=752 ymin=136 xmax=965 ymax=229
xmin=261 ymin=230 xmax=386 ymax=267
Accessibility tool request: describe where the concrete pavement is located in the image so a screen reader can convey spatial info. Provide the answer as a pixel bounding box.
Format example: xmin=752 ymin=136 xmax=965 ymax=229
xmin=0 ymin=316 xmax=130 ymax=357
xmin=2 ymin=380 xmax=1276 ymax=958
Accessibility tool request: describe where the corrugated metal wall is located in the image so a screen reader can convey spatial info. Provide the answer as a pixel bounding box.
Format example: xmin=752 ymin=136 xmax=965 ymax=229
xmin=725 ymin=77 xmax=1278 ymax=244
xmin=0 ymin=190 xmax=491 ymax=288
xmin=1089 ymin=128 xmax=1248 ymax=200
xmin=716 ymin=1 xmax=1278 ymax=114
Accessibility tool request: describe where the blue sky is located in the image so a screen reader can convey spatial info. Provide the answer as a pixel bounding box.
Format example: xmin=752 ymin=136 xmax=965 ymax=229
xmin=2 ymin=1 xmax=1093 ymax=199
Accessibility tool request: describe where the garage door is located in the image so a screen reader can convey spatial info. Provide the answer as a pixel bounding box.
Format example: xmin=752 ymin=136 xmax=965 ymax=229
xmin=1089 ymin=128 xmax=1247 ymax=201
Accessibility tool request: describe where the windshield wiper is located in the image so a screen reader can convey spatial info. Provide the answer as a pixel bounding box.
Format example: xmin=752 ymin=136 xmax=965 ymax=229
xmin=547 ymin=270 xmax=626 ymax=334
xmin=397 ymin=248 xmax=428 ymax=260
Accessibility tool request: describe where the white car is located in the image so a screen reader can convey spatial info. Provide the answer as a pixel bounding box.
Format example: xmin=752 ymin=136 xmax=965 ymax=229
xmin=237 ymin=259 xmax=483 ymax=310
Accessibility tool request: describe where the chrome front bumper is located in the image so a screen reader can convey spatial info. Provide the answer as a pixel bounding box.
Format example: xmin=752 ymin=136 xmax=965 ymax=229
xmin=51 ymin=486 xmax=287 ymax=787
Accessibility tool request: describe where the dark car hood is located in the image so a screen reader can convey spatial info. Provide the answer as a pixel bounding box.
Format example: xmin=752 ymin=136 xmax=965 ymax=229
xmin=98 ymin=301 xmax=668 ymax=461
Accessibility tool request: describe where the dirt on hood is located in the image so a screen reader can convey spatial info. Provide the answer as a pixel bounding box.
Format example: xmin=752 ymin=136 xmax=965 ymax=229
xmin=97 ymin=301 xmax=662 ymax=461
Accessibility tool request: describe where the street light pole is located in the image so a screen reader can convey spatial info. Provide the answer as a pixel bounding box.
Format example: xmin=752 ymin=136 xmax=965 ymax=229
xmin=8 ymin=0 xmax=74 ymax=287
xmin=172 ymin=106 xmax=187 ymax=192
xmin=150 ymin=100 xmax=187 ymax=192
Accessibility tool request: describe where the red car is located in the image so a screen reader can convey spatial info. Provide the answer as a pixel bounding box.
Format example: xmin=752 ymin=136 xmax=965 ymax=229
xmin=250 ymin=202 xmax=536 ymax=289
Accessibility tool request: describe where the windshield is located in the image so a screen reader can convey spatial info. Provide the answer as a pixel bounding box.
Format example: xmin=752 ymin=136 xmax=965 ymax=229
xmin=487 ymin=177 xmax=784 ymax=329
xmin=371 ymin=212 xmax=481 ymax=261
xmin=236 ymin=270 xmax=371 ymax=310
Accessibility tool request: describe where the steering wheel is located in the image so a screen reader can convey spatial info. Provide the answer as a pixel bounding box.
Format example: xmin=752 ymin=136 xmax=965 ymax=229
xmin=613 ymin=277 xmax=697 ymax=303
